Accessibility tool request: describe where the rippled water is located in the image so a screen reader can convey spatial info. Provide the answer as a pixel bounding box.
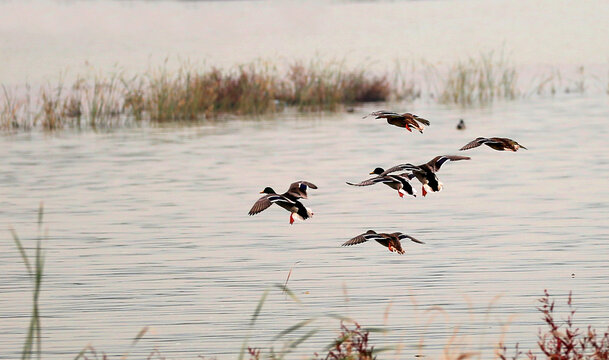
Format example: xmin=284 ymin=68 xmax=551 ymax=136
xmin=1 ymin=94 xmax=608 ymax=358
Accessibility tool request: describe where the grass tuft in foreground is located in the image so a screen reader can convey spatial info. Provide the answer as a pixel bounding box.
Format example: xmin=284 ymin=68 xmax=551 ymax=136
xmin=498 ymin=290 xmax=609 ymax=360
xmin=10 ymin=204 xmax=45 ymax=360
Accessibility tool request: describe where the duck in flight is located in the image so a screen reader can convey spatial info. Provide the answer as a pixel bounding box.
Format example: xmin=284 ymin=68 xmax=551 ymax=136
xmin=460 ymin=137 xmax=527 ymax=152
xmin=364 ymin=110 xmax=431 ymax=133
xmin=378 ymin=155 xmax=471 ymax=196
xmin=248 ymin=181 xmax=317 ymax=224
xmin=342 ymin=230 xmax=425 ymax=254
xmin=346 ymin=167 xmax=416 ymax=198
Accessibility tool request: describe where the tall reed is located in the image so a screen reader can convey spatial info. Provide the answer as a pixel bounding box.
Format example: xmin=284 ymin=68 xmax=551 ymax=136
xmin=10 ymin=204 xmax=45 ymax=360
xmin=4 ymin=54 xmax=605 ymax=132
xmin=436 ymin=52 xmax=518 ymax=106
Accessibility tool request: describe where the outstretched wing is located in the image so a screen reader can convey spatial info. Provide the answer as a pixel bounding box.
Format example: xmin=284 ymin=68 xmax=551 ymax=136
xmin=459 ymin=137 xmax=493 ymax=151
xmin=346 ymin=176 xmax=393 ymax=186
xmin=363 ymin=110 xmax=400 ymax=119
xmin=248 ymin=194 xmax=293 ymax=215
xmin=380 ymin=163 xmax=421 ymax=176
xmin=412 ymin=115 xmax=431 ymax=126
xmin=286 ymin=181 xmax=318 ymax=199
xmin=342 ymin=232 xmax=383 ymax=246
xmin=427 ymin=155 xmax=471 ymax=171
xmin=397 ymin=233 xmax=425 ymax=244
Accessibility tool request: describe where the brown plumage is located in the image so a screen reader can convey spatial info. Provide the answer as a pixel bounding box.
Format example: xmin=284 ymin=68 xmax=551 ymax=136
xmin=364 ymin=111 xmax=430 ymax=133
xmin=460 ymin=137 xmax=527 ymax=152
xmin=342 ymin=230 xmax=425 ymax=254
xmin=380 ymin=155 xmax=471 ymax=196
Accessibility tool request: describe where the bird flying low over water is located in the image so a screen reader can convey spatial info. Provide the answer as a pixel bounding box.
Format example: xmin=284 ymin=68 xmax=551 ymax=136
xmin=248 ymin=181 xmax=317 ymax=224
xmin=364 ymin=110 xmax=431 ymax=133
xmin=346 ymin=168 xmax=416 ymax=198
xmin=460 ymin=137 xmax=527 ymax=152
xmin=379 ymin=155 xmax=471 ymax=196
xmin=342 ymin=230 xmax=425 ymax=254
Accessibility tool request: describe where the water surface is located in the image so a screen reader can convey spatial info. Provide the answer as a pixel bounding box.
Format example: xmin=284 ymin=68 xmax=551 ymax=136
xmin=1 ymin=94 xmax=608 ymax=358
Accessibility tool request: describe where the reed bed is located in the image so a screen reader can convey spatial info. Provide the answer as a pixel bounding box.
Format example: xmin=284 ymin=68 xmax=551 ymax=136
xmin=0 ymin=55 xmax=605 ymax=132
xmin=433 ymin=52 xmax=519 ymax=106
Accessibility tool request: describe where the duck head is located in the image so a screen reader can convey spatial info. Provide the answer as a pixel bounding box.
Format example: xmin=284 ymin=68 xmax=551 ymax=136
xmin=260 ymin=187 xmax=276 ymax=194
xmin=369 ymin=168 xmax=385 ymax=175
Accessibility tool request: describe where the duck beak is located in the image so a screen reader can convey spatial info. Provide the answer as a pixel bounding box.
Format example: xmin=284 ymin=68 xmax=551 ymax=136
xmin=259 ymin=191 xmax=264 ymax=194
xmin=369 ymin=171 xmax=375 ymax=175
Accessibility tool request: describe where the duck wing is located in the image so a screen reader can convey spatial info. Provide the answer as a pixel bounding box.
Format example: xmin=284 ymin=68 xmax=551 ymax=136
xmin=248 ymin=194 xmax=294 ymax=215
xmin=396 ymin=233 xmax=425 ymax=244
xmin=285 ymin=181 xmax=318 ymax=199
xmin=342 ymin=231 xmax=383 ymax=246
xmin=363 ymin=110 xmax=400 ymax=119
xmin=459 ymin=137 xmax=497 ymax=151
xmin=346 ymin=176 xmax=394 ymax=186
xmin=412 ymin=114 xmax=431 ymax=126
xmin=427 ymin=155 xmax=471 ymax=172
xmin=380 ymin=163 xmax=421 ymax=176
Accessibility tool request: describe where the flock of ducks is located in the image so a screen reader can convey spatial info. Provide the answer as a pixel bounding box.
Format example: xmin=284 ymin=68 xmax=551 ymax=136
xmin=248 ymin=111 xmax=527 ymax=254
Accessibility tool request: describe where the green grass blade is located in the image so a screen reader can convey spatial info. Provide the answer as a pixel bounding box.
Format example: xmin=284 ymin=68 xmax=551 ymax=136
xmin=286 ymin=328 xmax=318 ymax=351
xmin=273 ymin=284 xmax=301 ymax=304
xmin=120 ymin=326 xmax=149 ymax=359
xmin=73 ymin=346 xmax=88 ymax=360
xmin=362 ymin=327 xmax=389 ymax=334
xmin=249 ymin=289 xmax=269 ymax=327
xmin=325 ymin=313 xmax=354 ymax=322
xmin=239 ymin=289 xmax=269 ymax=360
xmin=37 ymin=203 xmax=44 ymax=229
xmin=10 ymin=228 xmax=32 ymax=276
xmin=273 ymin=318 xmax=316 ymax=340
xmin=131 ymin=326 xmax=149 ymax=346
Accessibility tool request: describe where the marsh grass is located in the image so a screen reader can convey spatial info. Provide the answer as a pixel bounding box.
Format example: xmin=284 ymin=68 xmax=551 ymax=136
xmin=434 ymin=52 xmax=519 ymax=106
xmin=0 ymin=60 xmax=392 ymax=130
xmin=1 ymin=55 xmax=606 ymax=131
xmin=282 ymin=61 xmax=391 ymax=111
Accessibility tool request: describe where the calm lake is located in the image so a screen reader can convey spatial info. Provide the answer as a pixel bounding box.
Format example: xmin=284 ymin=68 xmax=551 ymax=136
xmin=1 ymin=0 xmax=609 ymax=359
xmin=2 ymin=94 xmax=609 ymax=358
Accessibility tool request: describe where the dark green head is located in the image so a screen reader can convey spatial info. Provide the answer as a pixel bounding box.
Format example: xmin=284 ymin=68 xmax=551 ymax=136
xmin=369 ymin=167 xmax=385 ymax=175
xmin=260 ymin=187 xmax=276 ymax=194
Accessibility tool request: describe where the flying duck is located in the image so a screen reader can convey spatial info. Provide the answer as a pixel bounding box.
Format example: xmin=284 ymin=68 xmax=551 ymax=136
xmin=248 ymin=181 xmax=317 ymax=224
xmin=460 ymin=137 xmax=527 ymax=152
xmin=379 ymin=155 xmax=471 ymax=196
xmin=364 ymin=110 xmax=431 ymax=133
xmin=346 ymin=168 xmax=416 ymax=198
xmin=342 ymin=230 xmax=425 ymax=254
